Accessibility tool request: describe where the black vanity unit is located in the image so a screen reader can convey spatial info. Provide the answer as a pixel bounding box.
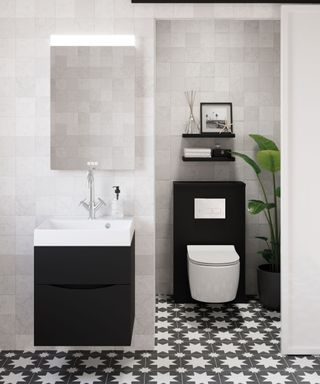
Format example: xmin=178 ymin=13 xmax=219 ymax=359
xmin=34 ymin=237 xmax=135 ymax=346
xmin=173 ymin=182 xmax=246 ymax=303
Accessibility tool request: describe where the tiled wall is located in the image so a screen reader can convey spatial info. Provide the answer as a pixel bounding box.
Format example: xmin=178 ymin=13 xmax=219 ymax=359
xmin=155 ymin=20 xmax=280 ymax=295
xmin=0 ymin=0 xmax=280 ymax=349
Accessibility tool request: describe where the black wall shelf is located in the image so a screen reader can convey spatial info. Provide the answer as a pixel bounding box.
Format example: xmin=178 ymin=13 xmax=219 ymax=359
xmin=182 ymin=133 xmax=235 ymax=138
xmin=182 ymin=156 xmax=235 ymax=162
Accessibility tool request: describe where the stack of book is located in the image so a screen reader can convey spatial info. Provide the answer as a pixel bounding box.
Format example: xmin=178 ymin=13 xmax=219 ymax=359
xmin=183 ymin=148 xmax=212 ymax=158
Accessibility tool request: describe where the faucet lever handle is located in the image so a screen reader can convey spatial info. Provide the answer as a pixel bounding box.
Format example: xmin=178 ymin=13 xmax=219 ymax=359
xmin=97 ymin=197 xmax=106 ymax=206
xmin=79 ymin=198 xmax=87 ymax=206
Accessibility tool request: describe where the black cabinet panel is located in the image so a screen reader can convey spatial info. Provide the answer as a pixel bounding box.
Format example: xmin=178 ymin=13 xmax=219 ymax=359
xmin=34 ymin=284 xmax=133 ymax=346
xmin=34 ymin=246 xmax=132 ymax=285
xmin=173 ymin=181 xmax=246 ymax=303
xmin=34 ymin=236 xmax=135 ymax=346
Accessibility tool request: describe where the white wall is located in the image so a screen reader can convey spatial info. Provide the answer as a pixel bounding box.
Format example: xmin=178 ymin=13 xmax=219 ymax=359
xmin=282 ymin=5 xmax=320 ymax=354
xmin=0 ymin=0 xmax=280 ymax=349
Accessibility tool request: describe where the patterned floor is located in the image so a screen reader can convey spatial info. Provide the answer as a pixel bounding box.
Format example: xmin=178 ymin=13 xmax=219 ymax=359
xmin=0 ymin=296 xmax=319 ymax=383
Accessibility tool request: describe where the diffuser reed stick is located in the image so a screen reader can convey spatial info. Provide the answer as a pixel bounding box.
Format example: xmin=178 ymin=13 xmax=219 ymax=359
xmin=185 ymin=90 xmax=200 ymax=134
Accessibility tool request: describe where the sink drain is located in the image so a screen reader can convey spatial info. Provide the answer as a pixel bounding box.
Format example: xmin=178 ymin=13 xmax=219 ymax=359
xmin=105 ymin=223 xmax=111 ymax=229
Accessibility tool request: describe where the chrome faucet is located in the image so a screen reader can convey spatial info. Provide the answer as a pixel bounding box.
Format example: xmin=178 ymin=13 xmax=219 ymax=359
xmin=80 ymin=162 xmax=106 ymax=220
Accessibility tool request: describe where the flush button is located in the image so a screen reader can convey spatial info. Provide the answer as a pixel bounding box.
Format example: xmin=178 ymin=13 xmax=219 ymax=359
xmin=194 ymin=198 xmax=226 ymax=219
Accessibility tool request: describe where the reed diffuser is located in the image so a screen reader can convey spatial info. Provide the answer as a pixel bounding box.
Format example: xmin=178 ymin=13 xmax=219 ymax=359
xmin=185 ymin=90 xmax=200 ymax=134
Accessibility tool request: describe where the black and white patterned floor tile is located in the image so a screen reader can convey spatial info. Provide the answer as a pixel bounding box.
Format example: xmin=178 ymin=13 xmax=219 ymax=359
xmin=0 ymin=296 xmax=319 ymax=384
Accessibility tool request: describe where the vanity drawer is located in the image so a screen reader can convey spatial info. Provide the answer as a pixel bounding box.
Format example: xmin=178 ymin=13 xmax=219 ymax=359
xmin=34 ymin=240 xmax=134 ymax=285
xmin=34 ymin=283 xmax=134 ymax=346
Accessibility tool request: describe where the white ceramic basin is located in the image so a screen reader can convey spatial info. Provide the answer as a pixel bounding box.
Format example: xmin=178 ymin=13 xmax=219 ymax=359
xmin=34 ymin=217 xmax=134 ymax=247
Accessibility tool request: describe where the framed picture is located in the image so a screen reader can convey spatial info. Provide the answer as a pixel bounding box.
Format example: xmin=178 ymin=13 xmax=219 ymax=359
xmin=200 ymin=102 xmax=233 ymax=134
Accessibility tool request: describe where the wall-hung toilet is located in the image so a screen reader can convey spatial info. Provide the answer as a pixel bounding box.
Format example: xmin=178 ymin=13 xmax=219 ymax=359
xmin=173 ymin=181 xmax=245 ymax=303
xmin=187 ymin=245 xmax=240 ymax=303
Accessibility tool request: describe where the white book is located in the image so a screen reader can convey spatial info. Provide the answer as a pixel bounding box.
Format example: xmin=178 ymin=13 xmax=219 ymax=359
xmin=184 ymin=148 xmax=211 ymax=153
xmin=184 ymin=153 xmax=212 ymax=158
xmin=184 ymin=150 xmax=211 ymax=155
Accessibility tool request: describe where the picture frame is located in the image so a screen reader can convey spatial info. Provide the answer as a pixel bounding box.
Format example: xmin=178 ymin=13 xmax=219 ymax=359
xmin=200 ymin=102 xmax=233 ymax=134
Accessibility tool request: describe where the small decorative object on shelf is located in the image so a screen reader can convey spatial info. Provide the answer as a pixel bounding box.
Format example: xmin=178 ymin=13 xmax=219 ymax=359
xmin=200 ymin=102 xmax=233 ymax=134
xmin=185 ymin=90 xmax=200 ymax=134
xmin=212 ymin=145 xmax=232 ymax=158
xmin=217 ymin=121 xmax=233 ymax=134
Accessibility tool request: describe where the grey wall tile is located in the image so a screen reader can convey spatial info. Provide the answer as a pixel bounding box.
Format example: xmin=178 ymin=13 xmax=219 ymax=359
xmin=0 ymin=295 xmax=15 ymax=315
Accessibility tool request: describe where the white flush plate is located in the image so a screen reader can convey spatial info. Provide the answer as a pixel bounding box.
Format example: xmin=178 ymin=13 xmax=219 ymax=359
xmin=194 ymin=198 xmax=226 ymax=219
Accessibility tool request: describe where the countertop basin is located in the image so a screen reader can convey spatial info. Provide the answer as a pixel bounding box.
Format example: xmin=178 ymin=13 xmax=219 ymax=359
xmin=34 ymin=217 xmax=134 ymax=247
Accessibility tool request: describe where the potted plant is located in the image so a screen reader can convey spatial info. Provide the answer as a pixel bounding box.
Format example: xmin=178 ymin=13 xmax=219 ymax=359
xmin=233 ymin=134 xmax=280 ymax=310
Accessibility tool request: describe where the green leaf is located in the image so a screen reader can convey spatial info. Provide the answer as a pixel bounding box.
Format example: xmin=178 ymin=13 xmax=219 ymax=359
xmin=255 ymin=236 xmax=269 ymax=242
xmin=258 ymin=249 xmax=273 ymax=263
xmin=256 ymin=150 xmax=280 ymax=173
xmin=276 ymin=186 xmax=281 ymax=197
xmin=232 ymin=152 xmax=261 ymax=175
xmin=249 ymin=134 xmax=279 ymax=151
xmin=248 ymin=200 xmax=275 ymax=214
xmin=248 ymin=200 xmax=267 ymax=214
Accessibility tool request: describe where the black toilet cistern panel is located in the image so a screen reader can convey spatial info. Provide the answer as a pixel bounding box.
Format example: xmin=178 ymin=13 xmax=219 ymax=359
xmin=173 ymin=181 xmax=246 ymax=303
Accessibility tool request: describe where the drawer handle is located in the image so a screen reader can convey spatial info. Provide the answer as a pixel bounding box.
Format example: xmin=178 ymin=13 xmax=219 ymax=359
xmin=48 ymin=284 xmax=116 ymax=290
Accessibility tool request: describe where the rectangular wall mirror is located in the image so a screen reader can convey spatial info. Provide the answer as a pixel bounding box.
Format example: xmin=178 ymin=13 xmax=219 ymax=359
xmin=50 ymin=36 xmax=135 ymax=170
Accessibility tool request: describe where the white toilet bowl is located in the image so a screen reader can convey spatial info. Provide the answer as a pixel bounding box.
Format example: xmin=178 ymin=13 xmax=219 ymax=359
xmin=187 ymin=245 xmax=240 ymax=303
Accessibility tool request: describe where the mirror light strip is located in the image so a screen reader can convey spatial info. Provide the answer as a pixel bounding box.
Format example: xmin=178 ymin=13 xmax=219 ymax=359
xmin=50 ymin=35 xmax=135 ymax=47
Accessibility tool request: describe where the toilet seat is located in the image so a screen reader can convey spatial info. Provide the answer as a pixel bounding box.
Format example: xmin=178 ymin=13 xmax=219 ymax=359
xmin=187 ymin=245 xmax=239 ymax=267
xmin=187 ymin=245 xmax=240 ymax=303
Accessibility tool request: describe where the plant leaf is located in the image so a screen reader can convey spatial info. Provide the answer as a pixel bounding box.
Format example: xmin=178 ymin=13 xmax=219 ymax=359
xmin=249 ymin=134 xmax=279 ymax=151
xmin=256 ymin=150 xmax=280 ymax=173
xmin=276 ymin=186 xmax=281 ymax=197
xmin=258 ymin=249 xmax=273 ymax=263
xmin=248 ymin=200 xmax=275 ymax=215
xmin=248 ymin=200 xmax=267 ymax=214
xmin=232 ymin=152 xmax=261 ymax=175
xmin=255 ymin=236 xmax=269 ymax=241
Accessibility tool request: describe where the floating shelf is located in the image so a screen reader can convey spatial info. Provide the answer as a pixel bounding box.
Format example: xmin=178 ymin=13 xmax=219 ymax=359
xmin=182 ymin=133 xmax=235 ymax=138
xmin=182 ymin=156 xmax=235 ymax=162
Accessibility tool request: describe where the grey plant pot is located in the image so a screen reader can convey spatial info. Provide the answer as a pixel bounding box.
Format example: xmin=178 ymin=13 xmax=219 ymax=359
xmin=257 ymin=264 xmax=280 ymax=311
